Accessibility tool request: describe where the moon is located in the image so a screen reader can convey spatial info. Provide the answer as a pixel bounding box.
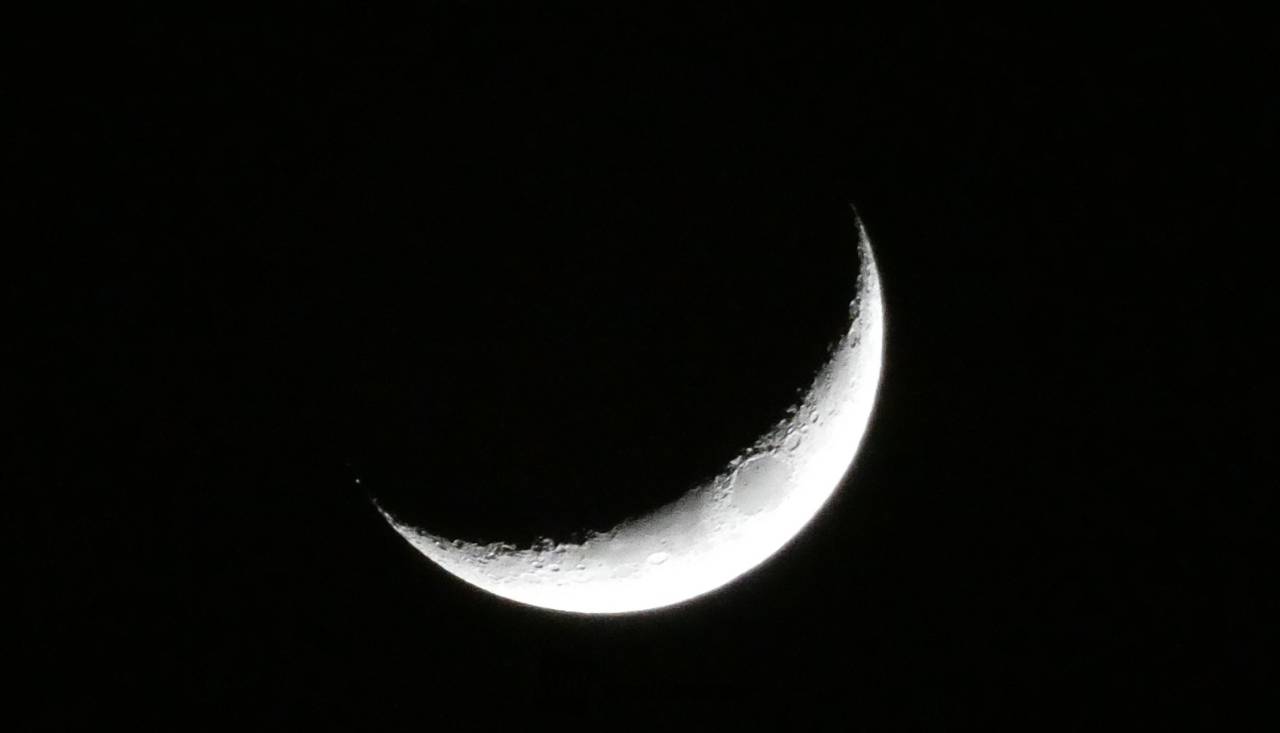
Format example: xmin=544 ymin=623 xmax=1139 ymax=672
xmin=376 ymin=205 xmax=885 ymax=614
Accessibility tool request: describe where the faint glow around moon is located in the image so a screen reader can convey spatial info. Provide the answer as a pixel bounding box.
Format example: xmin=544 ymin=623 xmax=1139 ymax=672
xmin=377 ymin=205 xmax=885 ymax=614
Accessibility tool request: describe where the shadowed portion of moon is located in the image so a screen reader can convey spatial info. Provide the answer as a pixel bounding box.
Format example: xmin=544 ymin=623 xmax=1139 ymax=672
xmin=341 ymin=191 xmax=865 ymax=549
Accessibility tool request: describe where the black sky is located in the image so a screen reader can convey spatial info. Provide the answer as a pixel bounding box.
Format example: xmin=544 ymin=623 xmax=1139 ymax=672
xmin=12 ymin=6 xmax=1271 ymax=726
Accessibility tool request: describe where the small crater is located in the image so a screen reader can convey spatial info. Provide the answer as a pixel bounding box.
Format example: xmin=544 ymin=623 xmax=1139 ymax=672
xmin=784 ymin=430 xmax=803 ymax=453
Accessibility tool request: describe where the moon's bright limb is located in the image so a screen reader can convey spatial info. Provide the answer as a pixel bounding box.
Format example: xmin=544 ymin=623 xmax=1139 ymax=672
xmin=377 ymin=206 xmax=885 ymax=614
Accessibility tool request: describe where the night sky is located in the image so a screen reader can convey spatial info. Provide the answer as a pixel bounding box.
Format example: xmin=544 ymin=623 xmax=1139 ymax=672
xmin=13 ymin=7 xmax=1269 ymax=725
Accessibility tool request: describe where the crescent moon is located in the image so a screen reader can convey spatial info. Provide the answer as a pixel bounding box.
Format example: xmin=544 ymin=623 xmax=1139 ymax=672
xmin=377 ymin=205 xmax=885 ymax=614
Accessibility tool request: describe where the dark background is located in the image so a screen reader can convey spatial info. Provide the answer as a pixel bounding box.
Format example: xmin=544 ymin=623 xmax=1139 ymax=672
xmin=12 ymin=6 xmax=1271 ymax=725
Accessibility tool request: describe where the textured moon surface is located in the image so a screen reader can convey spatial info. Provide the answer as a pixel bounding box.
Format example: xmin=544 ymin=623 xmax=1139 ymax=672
xmin=378 ymin=208 xmax=884 ymax=614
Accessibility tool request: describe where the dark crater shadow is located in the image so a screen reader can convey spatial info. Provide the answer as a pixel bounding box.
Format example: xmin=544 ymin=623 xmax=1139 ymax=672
xmin=252 ymin=62 xmax=869 ymax=546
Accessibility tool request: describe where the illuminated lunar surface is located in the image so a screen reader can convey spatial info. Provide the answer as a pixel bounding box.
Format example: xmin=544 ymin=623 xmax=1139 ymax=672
xmin=377 ymin=207 xmax=885 ymax=614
